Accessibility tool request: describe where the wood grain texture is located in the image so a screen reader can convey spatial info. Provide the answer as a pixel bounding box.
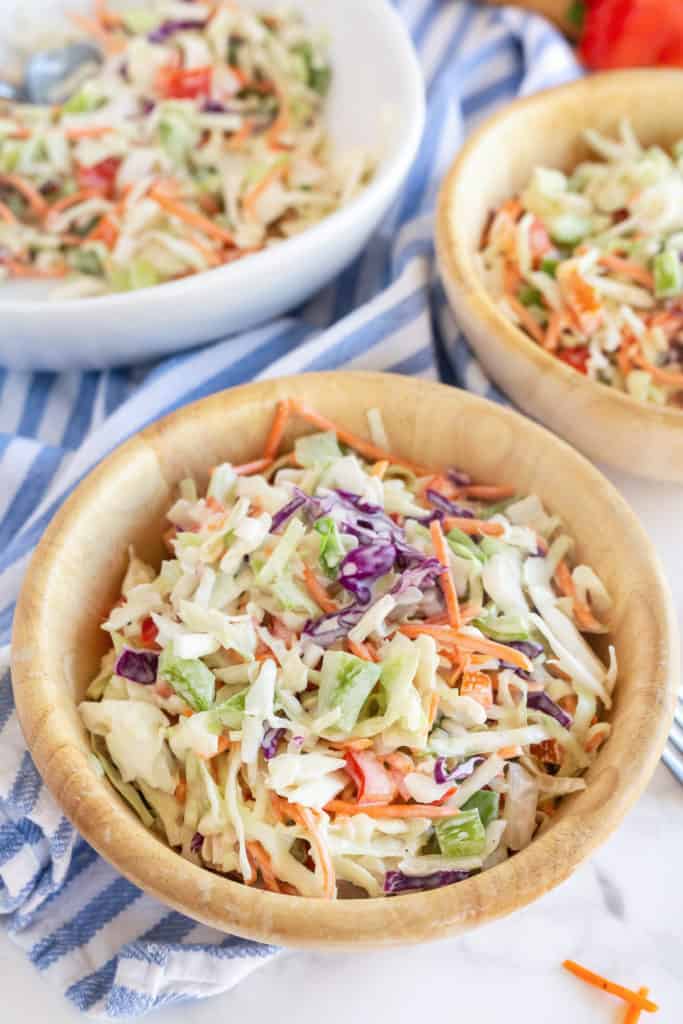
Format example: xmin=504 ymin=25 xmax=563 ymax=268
xmin=436 ymin=70 xmax=683 ymax=482
xmin=481 ymin=0 xmax=580 ymax=36
xmin=11 ymin=372 xmax=679 ymax=948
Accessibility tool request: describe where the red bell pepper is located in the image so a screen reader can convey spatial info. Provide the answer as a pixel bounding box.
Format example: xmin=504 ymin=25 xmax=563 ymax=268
xmin=344 ymin=750 xmax=397 ymax=805
xmin=579 ymin=0 xmax=683 ymax=70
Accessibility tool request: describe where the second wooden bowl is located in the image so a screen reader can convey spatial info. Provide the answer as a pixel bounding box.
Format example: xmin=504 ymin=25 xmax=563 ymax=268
xmin=10 ymin=373 xmax=679 ymax=947
xmin=436 ymin=70 xmax=683 ymax=482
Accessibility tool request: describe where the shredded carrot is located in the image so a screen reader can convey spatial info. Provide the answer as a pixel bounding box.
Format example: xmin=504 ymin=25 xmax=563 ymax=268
xmin=427 ymin=691 xmax=440 ymax=727
xmin=430 ymin=519 xmax=460 ymax=629
xmin=617 ymin=333 xmax=635 ymax=379
xmin=507 ymin=295 xmax=545 ymax=344
xmin=398 ymin=623 xmax=533 ymax=672
xmin=87 ymin=214 xmax=119 ymax=249
xmin=459 ymin=671 xmax=493 ymax=708
xmin=246 ymin=840 xmax=281 ymax=893
xmin=584 ymin=726 xmax=609 ymax=753
xmin=554 ymin=559 xmax=604 ymax=632
xmin=0 ymin=173 xmax=48 ymax=219
xmin=347 ymin=638 xmax=377 ymax=662
xmin=632 ymin=351 xmax=683 ymax=389
xmin=242 ymin=162 xmax=287 ymax=221
xmin=264 ymin=399 xmax=290 ymax=460
xmin=174 ymin=781 xmax=187 ymax=803
xmin=561 ymin=962 xmax=658 ymax=1013
xmin=544 ymin=309 xmax=566 ymax=351
xmin=68 ymin=12 xmax=125 ymax=54
xmin=234 ymin=457 xmax=273 ymax=476
xmin=624 ymin=988 xmax=650 ymax=1024
xmin=598 ymin=254 xmax=654 ymax=289
xmin=503 ymin=259 xmax=522 ymax=294
xmin=370 ymin=460 xmax=389 ymax=479
xmin=149 ymin=186 xmax=235 ymax=245
xmin=443 ymin=516 xmax=505 ymax=537
xmin=327 ymin=738 xmax=373 ymax=751
xmin=302 ymin=566 xmax=337 ymax=614
xmin=228 ymin=120 xmax=254 ymax=150
xmin=383 ymin=751 xmax=414 ymax=774
xmin=290 ymin=803 xmax=336 ymax=899
xmin=5 ymin=261 xmax=67 ymax=278
xmin=0 ymin=201 xmax=17 ymax=225
xmin=460 ymin=484 xmax=516 ymax=501
xmin=422 ymin=612 xmax=450 ymax=626
xmin=530 ymin=738 xmax=563 ymax=764
xmin=559 ymin=693 xmax=578 ymax=715
xmin=497 ymin=745 xmax=523 ymax=759
xmin=65 ymin=125 xmax=113 ymax=140
xmin=94 ymin=0 xmax=123 ymax=29
xmin=206 ymin=495 xmax=226 ymax=515
xmin=7 ymin=124 xmax=30 ymax=139
xmin=325 ymin=801 xmax=459 ymax=820
xmin=288 ymin=398 xmax=433 ymax=475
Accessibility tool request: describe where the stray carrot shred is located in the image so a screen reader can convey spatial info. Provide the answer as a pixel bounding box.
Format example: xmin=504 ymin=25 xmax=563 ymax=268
xmin=561 ymin=961 xmax=658 ymax=1014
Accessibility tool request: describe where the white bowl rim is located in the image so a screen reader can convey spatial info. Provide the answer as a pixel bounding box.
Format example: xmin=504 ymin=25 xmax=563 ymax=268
xmin=0 ymin=0 xmax=425 ymax=316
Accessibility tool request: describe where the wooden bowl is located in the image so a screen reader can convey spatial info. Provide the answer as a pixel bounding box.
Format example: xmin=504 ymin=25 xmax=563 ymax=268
xmin=436 ymin=70 xmax=683 ymax=482
xmin=11 ymin=372 xmax=679 ymax=947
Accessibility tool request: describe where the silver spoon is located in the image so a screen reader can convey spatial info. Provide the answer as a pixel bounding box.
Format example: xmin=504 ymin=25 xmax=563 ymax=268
xmin=0 ymin=42 xmax=103 ymax=105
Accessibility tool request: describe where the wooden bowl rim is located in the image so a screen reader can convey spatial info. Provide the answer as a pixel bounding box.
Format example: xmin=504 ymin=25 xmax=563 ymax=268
xmin=436 ymin=69 xmax=683 ymax=433
xmin=11 ymin=371 xmax=680 ymax=948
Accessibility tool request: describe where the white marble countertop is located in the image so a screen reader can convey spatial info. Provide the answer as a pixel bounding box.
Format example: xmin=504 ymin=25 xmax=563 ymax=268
xmin=2 ymin=465 xmax=682 ymax=1023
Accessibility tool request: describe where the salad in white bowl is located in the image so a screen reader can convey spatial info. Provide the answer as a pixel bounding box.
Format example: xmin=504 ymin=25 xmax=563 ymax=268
xmin=0 ymin=0 xmax=374 ymax=298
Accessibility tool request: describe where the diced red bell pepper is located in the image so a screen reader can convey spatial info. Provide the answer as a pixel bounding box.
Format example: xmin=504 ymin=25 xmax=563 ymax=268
xmin=140 ymin=615 xmax=159 ymax=648
xmin=557 ymin=346 xmax=590 ymax=374
xmin=156 ymin=65 xmax=212 ymax=99
xmin=344 ymin=750 xmax=397 ymax=805
xmin=76 ymin=156 xmax=121 ymax=198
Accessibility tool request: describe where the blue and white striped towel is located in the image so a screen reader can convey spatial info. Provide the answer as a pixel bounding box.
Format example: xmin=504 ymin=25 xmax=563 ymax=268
xmin=0 ymin=3 xmax=581 ymax=1018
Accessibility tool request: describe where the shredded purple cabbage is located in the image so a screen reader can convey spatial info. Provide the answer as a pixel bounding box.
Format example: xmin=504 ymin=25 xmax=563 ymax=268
xmin=114 ymin=648 xmax=158 ymax=685
xmin=391 ymin=559 xmax=444 ymax=597
xmin=303 ymin=602 xmax=366 ymax=647
xmin=148 ymin=18 xmax=207 ymax=42
xmin=201 ymin=99 xmax=226 ymax=114
xmin=190 ymin=831 xmax=204 ymax=854
xmin=507 ymin=640 xmax=544 ymax=660
xmin=270 ymin=493 xmax=307 ymax=533
xmin=434 ymin=755 xmax=484 ymax=785
xmin=425 ymin=489 xmax=474 ymax=519
xmin=339 ymin=542 xmax=397 ymax=603
xmin=447 ymin=468 xmax=472 ymax=487
xmin=527 ymin=691 xmax=573 ymax=729
xmin=261 ymin=727 xmax=285 ymax=759
xmin=384 ymin=869 xmax=471 ymax=895
xmin=139 ymin=97 xmax=156 ymax=115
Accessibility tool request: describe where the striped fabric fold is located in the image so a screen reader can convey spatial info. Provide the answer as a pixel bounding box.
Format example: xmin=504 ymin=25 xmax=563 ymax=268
xmin=0 ymin=4 xmax=581 ymax=1018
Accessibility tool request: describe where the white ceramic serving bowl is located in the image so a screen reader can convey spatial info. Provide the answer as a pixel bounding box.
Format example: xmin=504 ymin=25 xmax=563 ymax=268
xmin=0 ymin=0 xmax=425 ymax=370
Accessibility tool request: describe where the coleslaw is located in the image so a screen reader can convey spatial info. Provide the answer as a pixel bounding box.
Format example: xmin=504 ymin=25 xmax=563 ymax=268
xmin=0 ymin=1 xmax=374 ymax=298
xmin=478 ymin=118 xmax=683 ymax=407
xmin=80 ymin=399 xmax=616 ymax=899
